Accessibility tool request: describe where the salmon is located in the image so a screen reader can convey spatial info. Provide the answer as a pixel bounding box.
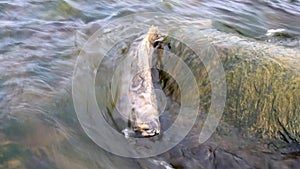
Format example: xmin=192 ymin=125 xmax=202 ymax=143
xmin=123 ymin=26 xmax=164 ymax=137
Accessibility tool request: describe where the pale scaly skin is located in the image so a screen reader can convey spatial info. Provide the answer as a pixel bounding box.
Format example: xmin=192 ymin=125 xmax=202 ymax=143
xmin=128 ymin=26 xmax=163 ymax=137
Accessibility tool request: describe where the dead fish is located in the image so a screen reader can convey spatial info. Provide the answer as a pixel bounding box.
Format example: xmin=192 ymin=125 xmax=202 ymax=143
xmin=123 ymin=26 xmax=164 ymax=137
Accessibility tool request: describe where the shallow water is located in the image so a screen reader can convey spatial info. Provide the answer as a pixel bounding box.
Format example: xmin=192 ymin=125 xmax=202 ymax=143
xmin=0 ymin=0 xmax=300 ymax=168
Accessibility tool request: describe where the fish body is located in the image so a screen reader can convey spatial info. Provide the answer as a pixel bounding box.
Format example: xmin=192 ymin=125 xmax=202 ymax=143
xmin=127 ymin=26 xmax=163 ymax=137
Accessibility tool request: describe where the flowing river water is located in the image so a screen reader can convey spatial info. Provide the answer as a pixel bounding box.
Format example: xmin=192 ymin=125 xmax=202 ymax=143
xmin=0 ymin=0 xmax=300 ymax=168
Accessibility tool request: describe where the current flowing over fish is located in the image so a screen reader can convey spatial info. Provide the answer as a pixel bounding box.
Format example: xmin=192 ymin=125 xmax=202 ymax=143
xmin=119 ymin=26 xmax=164 ymax=137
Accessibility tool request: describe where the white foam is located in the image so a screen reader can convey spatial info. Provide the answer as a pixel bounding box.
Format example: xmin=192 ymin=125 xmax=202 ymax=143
xmin=266 ymin=28 xmax=286 ymax=36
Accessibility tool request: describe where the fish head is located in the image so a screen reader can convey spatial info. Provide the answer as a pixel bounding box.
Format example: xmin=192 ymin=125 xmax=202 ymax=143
xmin=146 ymin=26 xmax=166 ymax=46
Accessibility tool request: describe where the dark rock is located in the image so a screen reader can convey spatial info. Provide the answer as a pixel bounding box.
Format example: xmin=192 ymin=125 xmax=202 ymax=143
xmin=214 ymin=148 xmax=252 ymax=169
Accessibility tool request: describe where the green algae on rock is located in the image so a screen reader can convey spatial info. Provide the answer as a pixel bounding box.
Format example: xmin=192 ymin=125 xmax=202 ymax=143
xmin=162 ymin=28 xmax=300 ymax=142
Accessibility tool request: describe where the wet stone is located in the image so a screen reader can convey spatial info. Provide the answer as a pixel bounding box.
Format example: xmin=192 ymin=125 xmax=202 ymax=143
xmin=214 ymin=148 xmax=252 ymax=169
xmin=190 ymin=145 xmax=215 ymax=169
xmin=269 ymin=157 xmax=300 ymax=169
